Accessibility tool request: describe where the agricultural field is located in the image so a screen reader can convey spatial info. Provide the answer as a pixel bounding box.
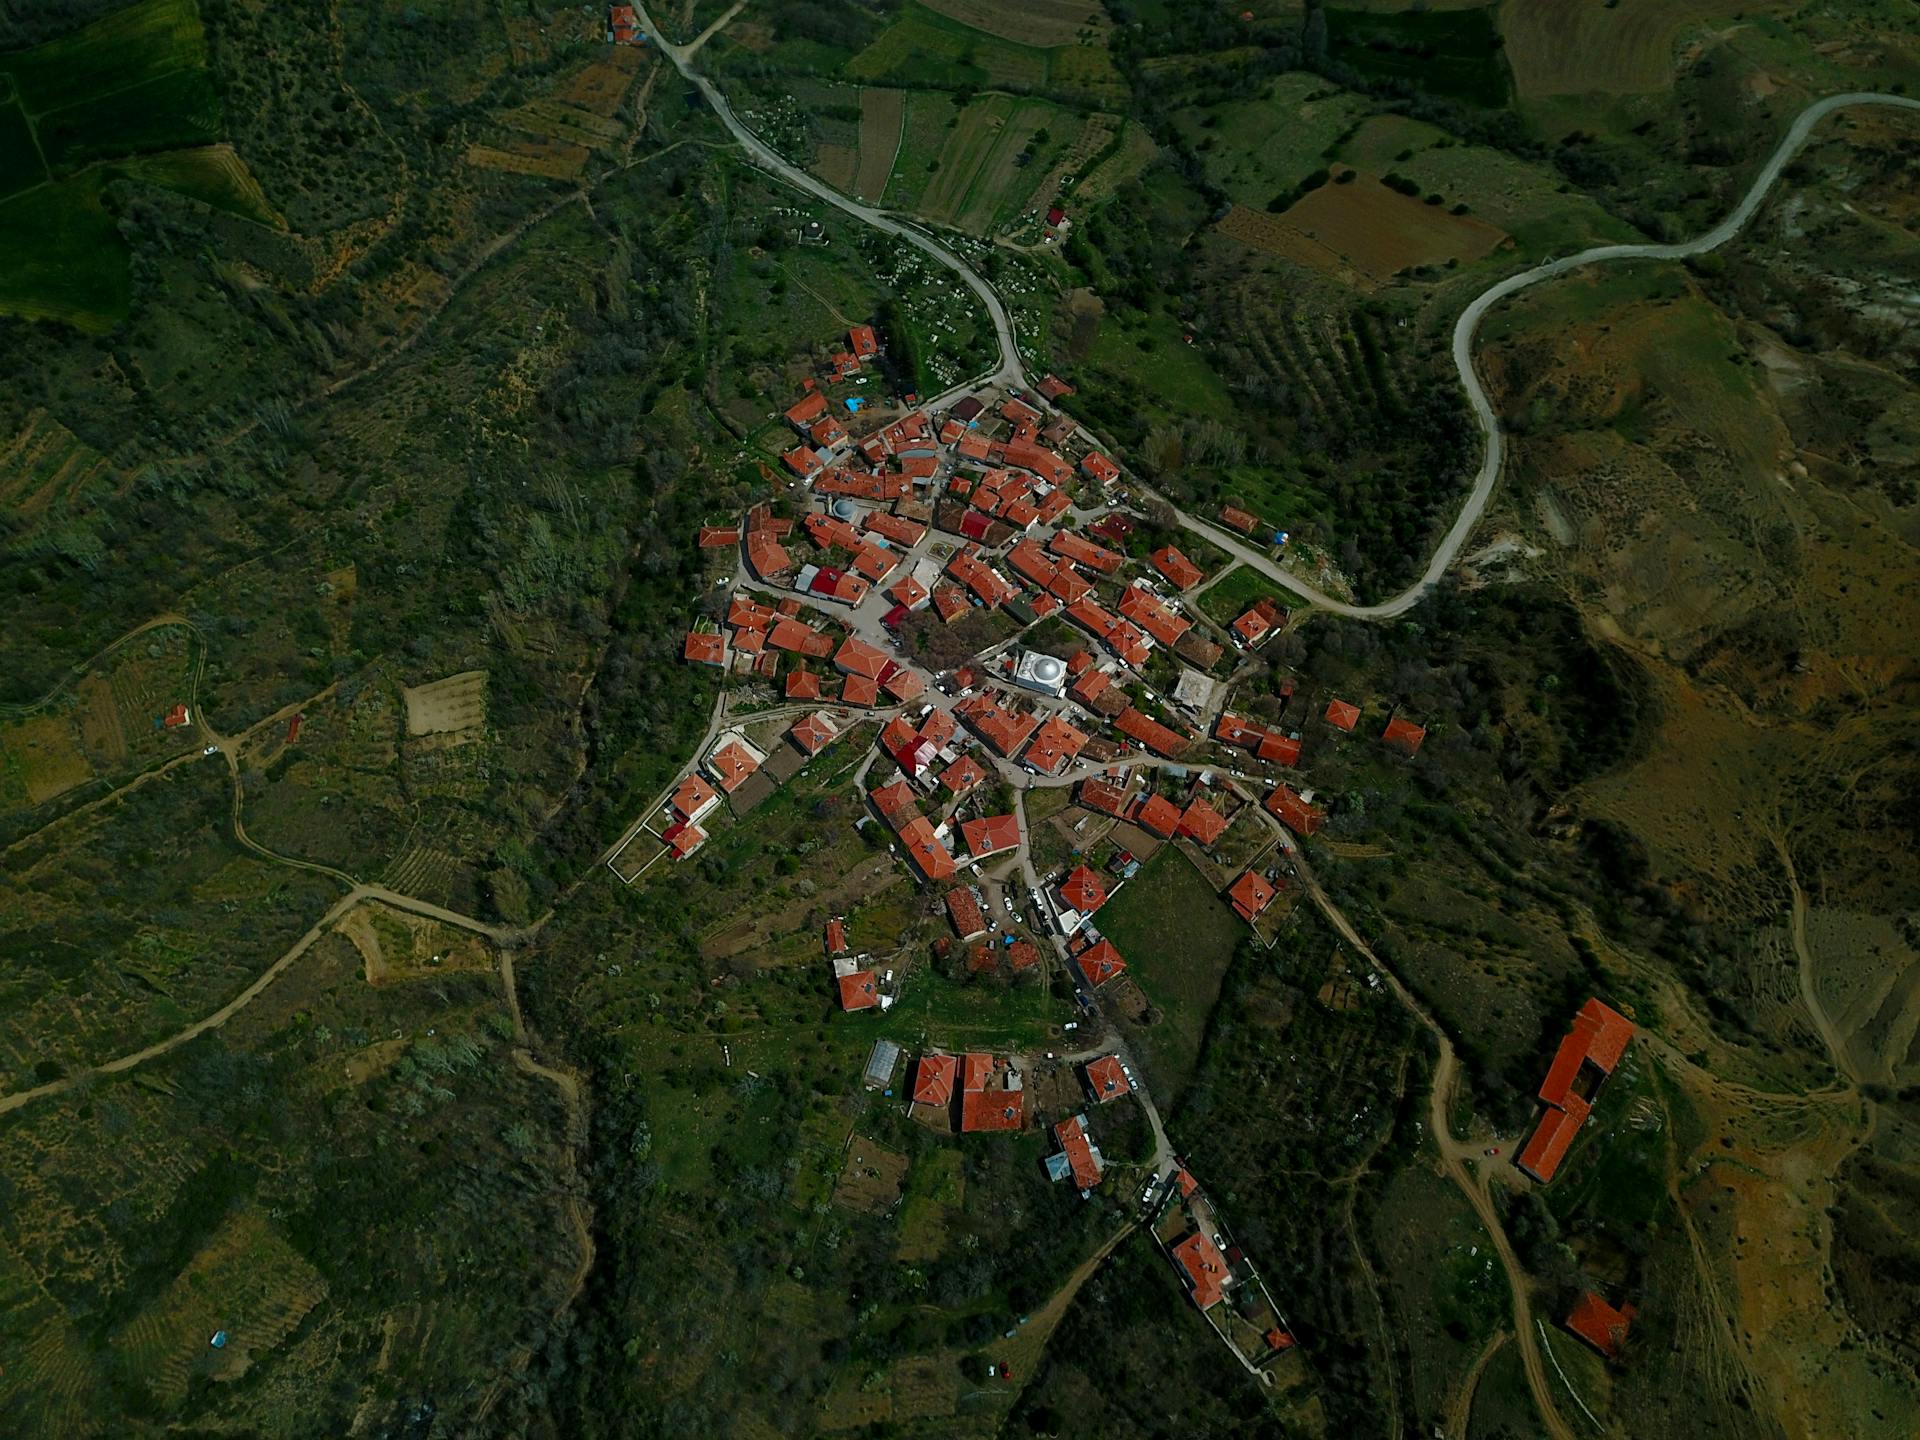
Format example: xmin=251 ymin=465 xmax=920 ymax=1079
xmin=1171 ymin=70 xmax=1377 ymax=213
xmin=1324 ymin=4 xmax=1514 ymax=107
xmin=1220 ymin=174 xmax=1510 ymax=290
xmin=845 ymin=1 xmax=1125 ymax=105
xmin=1500 ymin=0 xmax=1787 ymax=100
xmin=1093 ymin=845 xmax=1246 ymax=1105
xmin=915 ymin=93 xmax=1079 ymax=233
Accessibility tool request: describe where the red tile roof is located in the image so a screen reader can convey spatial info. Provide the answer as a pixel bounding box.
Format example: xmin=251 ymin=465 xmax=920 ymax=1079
xmin=837 ymin=969 xmax=879 ymax=1011
xmin=1059 ymin=865 xmax=1108 ymax=914
xmin=1179 ymin=797 xmax=1228 ymax=846
xmin=697 ymin=525 xmax=739 ymax=548
xmin=849 ymin=323 xmax=878 ymax=358
xmin=1228 ymin=869 xmax=1276 ymax=923
xmin=1024 ymin=712 xmax=1088 ymax=774
xmin=1171 ymin=1231 xmax=1229 ymax=1309
xmin=1232 ymin=608 xmax=1272 ymax=646
xmin=1131 ymin=793 xmax=1181 ymax=839
xmin=826 ymin=918 xmax=848 ymax=955
xmin=789 ymin=711 xmax=836 ymax=756
xmin=1565 ymin=1292 xmax=1634 ymax=1359
xmin=728 ymin=594 xmax=777 ymax=630
xmin=661 ymin=817 xmax=705 ymax=859
xmin=684 ymin=629 xmax=728 ymax=666
xmin=786 ymin=669 xmax=822 ymax=700
xmin=706 ymin=741 xmax=760 ymax=793
xmin=1077 ymin=776 xmax=1130 ymax=817
xmin=1084 ymin=1055 xmax=1130 ymax=1103
xmin=945 ymin=887 xmax=989 ymax=940
xmin=1517 ymin=1091 xmax=1591 ymax=1183
xmin=898 ymin=816 xmax=956 ymax=881
xmin=834 ymin=635 xmax=890 ymax=680
xmin=1220 ymin=505 xmax=1258 ymax=534
xmin=784 ymin=446 xmax=824 ymax=479
xmin=785 ymin=391 xmax=829 ymax=427
xmin=864 ymin=510 xmax=925 ymax=546
xmin=1115 ymin=707 xmax=1189 ymax=758
xmin=912 ymin=1052 xmax=957 ymax=1106
xmin=1264 ymin=784 xmax=1326 ymax=836
xmin=1081 ymin=451 xmax=1120 ymax=485
xmin=958 ymin=1053 xmax=1025 ymax=1131
xmin=766 ymin=617 xmax=816 ymax=653
xmin=941 ymin=755 xmax=986 ymax=795
xmin=960 ymin=813 xmax=1021 ymax=858
xmin=1150 ymin=546 xmax=1204 ymax=590
xmin=1054 ymin=1114 xmax=1103 ymax=1189
xmin=670 ymin=773 xmax=719 ymax=820
xmin=746 ymin=530 xmax=791 ymax=579
xmin=870 ymin=778 xmax=918 ymax=823
xmin=1117 ymin=585 xmax=1190 ymax=646
xmin=1324 ymin=698 xmax=1361 ymax=732
xmin=1256 ymin=731 xmax=1301 ymax=766
xmin=956 ymin=689 xmax=1040 ymax=757
xmin=1075 ymin=938 xmax=1126 ymax=987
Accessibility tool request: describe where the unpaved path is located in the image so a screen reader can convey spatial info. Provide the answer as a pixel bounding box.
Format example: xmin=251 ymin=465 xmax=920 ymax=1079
xmin=1448 ymin=1330 xmax=1510 ymax=1438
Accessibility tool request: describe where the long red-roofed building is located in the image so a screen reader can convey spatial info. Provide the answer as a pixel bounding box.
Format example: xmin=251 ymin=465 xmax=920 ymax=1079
xmin=1518 ymin=999 xmax=1635 ymax=1183
xmin=1564 ymin=1292 xmax=1635 ymax=1360
xmin=1264 ymin=783 xmax=1326 ymax=836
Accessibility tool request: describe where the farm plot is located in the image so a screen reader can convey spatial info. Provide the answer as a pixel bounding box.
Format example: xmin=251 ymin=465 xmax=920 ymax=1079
xmin=847 ymin=2 xmax=1122 ymax=104
xmin=880 ymin=89 xmax=959 ymax=210
xmin=1501 ymin=0 xmax=1787 ymax=99
xmin=403 ymin=669 xmax=488 ymax=740
xmin=1219 ymin=174 xmax=1509 ymax=289
xmin=1324 ymin=5 xmax=1513 ymax=107
xmin=921 ymin=0 xmax=1108 ymax=48
xmin=854 ymin=87 xmax=905 ymax=199
xmin=831 ymin=1135 xmax=910 ymax=1215
xmin=917 ymin=94 xmax=1066 ymax=233
xmin=1172 ymin=71 xmax=1375 ymax=211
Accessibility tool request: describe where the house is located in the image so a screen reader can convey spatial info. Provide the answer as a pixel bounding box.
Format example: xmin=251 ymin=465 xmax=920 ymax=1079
xmin=1074 ymin=937 xmax=1126 ymax=987
xmin=784 ymin=446 xmax=825 ymax=481
xmin=1023 ymin=712 xmax=1088 ymax=774
xmin=1150 ymin=545 xmax=1204 ymax=590
xmin=825 ymin=917 xmax=848 ymax=956
xmin=789 ymin=711 xmax=837 ymax=756
xmin=661 ymin=817 xmax=706 ymax=860
xmin=1045 ymin=205 xmax=1066 ymax=227
xmin=608 ymin=4 xmax=642 ymax=44
xmin=1382 ymin=715 xmax=1427 ymax=757
xmin=1036 ymin=374 xmax=1075 ymax=400
xmin=786 ymin=669 xmax=822 ymax=701
xmin=746 ymin=530 xmax=792 ymax=581
xmin=1081 ymin=451 xmax=1120 ymax=486
xmin=162 ymin=704 xmax=192 ymax=729
xmin=697 ymin=524 xmax=739 ymax=548
xmin=1228 ymin=869 xmax=1276 ymax=923
xmin=956 ymin=689 xmax=1040 ymax=757
xmin=785 ymin=390 xmax=829 ymax=429
xmin=704 ymin=739 xmax=763 ymax=794
xmin=1231 ymin=608 xmax=1272 ymax=647
xmin=1518 ymin=998 xmax=1635 ymax=1184
xmin=1048 ymin=531 xmax=1123 ymax=575
xmin=959 ymin=1053 xmax=1025 ymax=1132
xmin=1264 ymin=783 xmax=1326 ymax=836
xmin=1564 ymin=1292 xmax=1635 ymax=1360
xmin=1115 ymin=707 xmax=1189 ymax=758
xmin=1324 ymin=698 xmax=1361 ymax=733
xmin=1077 ymin=775 xmax=1131 ymax=818
xmin=683 ymin=629 xmax=728 ymax=666
xmin=849 ymin=323 xmax=879 ymax=359
xmin=1131 ymin=793 xmax=1181 ymax=840
xmin=1045 ymin=1114 xmax=1105 ymax=1190
xmin=670 ymin=772 xmax=721 ymax=826
xmin=834 ymin=634 xmax=890 ymax=681
xmin=881 ymin=716 xmax=938 ymax=777
xmin=1083 ymin=1054 xmax=1130 ymax=1103
xmin=842 ymin=674 xmax=880 ymax=707
xmin=898 ymin=815 xmax=957 ymax=882
xmin=961 ymin=813 xmax=1021 ymax=860
xmin=1171 ymin=1231 xmax=1231 ymax=1310
xmin=945 ymin=887 xmax=989 ymax=942
xmin=941 ymin=755 xmax=987 ymax=796
xmin=912 ymin=1052 xmax=958 ymax=1109
xmin=1179 ymin=797 xmax=1228 ymax=847
xmin=1220 ymin=504 xmax=1259 ymax=534
xmin=835 ymin=964 xmax=880 ymax=1011
xmin=1057 ymin=865 xmax=1108 ymax=915
xmin=1117 ymin=585 xmax=1190 ymax=647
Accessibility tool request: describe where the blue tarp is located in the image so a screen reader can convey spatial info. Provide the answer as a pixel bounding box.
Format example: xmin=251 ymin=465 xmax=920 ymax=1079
xmin=845 ymin=397 xmax=865 ymax=412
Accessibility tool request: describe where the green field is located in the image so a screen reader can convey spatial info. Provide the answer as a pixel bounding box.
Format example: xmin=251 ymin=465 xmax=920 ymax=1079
xmin=917 ymin=93 xmax=1070 ymax=233
xmin=847 ymin=2 xmax=1123 ymax=104
xmin=1094 ymin=847 xmax=1245 ymax=1103
xmin=36 ymin=67 xmax=222 ymax=170
xmin=1172 ymin=71 xmax=1375 ymax=210
xmin=1196 ymin=564 xmax=1303 ymax=628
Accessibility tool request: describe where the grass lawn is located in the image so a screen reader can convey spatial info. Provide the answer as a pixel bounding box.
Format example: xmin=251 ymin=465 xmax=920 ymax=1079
xmin=1197 ymin=564 xmax=1303 ymax=628
xmin=1172 ymin=71 xmax=1374 ymax=211
xmin=1095 ymin=848 xmax=1243 ymax=1103
xmin=897 ymin=969 xmax=1064 ymax=1052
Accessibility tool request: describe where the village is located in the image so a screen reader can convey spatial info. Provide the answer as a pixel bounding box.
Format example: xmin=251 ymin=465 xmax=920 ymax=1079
xmin=604 ymin=320 xmax=1640 ymax=1380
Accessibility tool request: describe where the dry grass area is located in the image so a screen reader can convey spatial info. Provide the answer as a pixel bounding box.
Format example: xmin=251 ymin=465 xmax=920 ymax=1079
xmin=465 ymin=138 xmax=589 ymax=180
xmin=403 ymin=669 xmax=487 ymax=738
xmin=831 ymin=1136 xmax=909 ymax=1214
xmin=337 ymin=901 xmax=493 ymax=986
xmin=1220 ymin=175 xmax=1508 ymax=289
xmin=814 ymin=143 xmax=859 ymax=192
xmin=921 ymin=0 xmax=1107 ymax=47
xmin=1501 ymin=0 xmax=1789 ymax=98
xmin=0 ymin=407 xmax=122 ymax=518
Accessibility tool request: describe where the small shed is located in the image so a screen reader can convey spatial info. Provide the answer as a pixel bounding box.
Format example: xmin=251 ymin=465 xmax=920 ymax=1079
xmin=864 ymin=1038 xmax=902 ymax=1090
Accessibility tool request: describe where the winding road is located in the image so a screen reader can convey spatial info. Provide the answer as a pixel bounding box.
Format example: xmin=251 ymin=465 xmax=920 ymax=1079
xmin=630 ymin=12 xmax=1919 ymax=617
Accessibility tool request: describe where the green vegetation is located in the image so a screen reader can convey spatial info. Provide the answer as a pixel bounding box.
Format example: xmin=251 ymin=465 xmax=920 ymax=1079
xmin=1323 ymin=6 xmax=1514 ymax=108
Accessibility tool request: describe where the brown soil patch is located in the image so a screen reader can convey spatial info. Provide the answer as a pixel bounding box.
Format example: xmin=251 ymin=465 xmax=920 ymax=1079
xmin=1503 ymin=0 xmax=1792 ymax=99
xmin=1 ymin=713 xmax=92 ymax=806
xmin=466 ymin=139 xmax=589 ymax=180
xmin=832 ymin=1137 xmax=910 ymax=1215
xmin=815 ymin=142 xmax=859 ymax=193
xmin=556 ymin=47 xmax=643 ymax=115
xmin=402 ymin=670 xmax=487 ymax=739
xmin=338 ymin=902 xmax=493 ymax=986
xmin=1220 ymin=178 xmax=1508 ymax=288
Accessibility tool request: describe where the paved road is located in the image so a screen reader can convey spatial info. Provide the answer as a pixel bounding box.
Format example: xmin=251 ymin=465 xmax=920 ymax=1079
xmin=633 ymin=36 xmax=1919 ymax=619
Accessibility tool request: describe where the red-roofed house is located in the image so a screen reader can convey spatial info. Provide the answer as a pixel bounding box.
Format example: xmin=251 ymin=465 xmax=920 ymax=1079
xmin=786 ymin=669 xmax=822 ymax=701
xmin=849 ymin=324 xmax=879 ymax=359
xmin=958 ymin=1053 xmax=1025 ymax=1132
xmin=1078 ymin=776 xmax=1131 ymax=818
xmin=1228 ymin=869 xmax=1276 ymax=923
xmin=746 ymin=530 xmax=792 ymax=581
xmin=1117 ymin=585 xmax=1190 ymax=647
xmin=684 ymin=629 xmax=728 ymax=667
xmin=941 ymin=755 xmax=986 ymax=796
xmin=1131 ymin=792 xmax=1181 ymax=839
xmin=1518 ymin=999 xmax=1635 ymax=1183
xmin=834 ymin=634 xmax=890 ymax=681
xmin=1081 ymin=451 xmax=1120 ymax=486
xmin=1231 ymin=608 xmax=1272 ymax=647
xmin=697 ymin=524 xmax=739 ymax=548
xmin=945 ymin=887 xmax=989 ymax=941
xmin=1324 ymin=698 xmax=1361 ymax=732
xmin=1048 ymin=1115 xmax=1105 ymax=1190
xmin=1075 ymin=938 xmax=1126 ymax=988
xmin=1115 ymin=707 xmax=1189 ymax=758
xmin=660 ymin=817 xmax=706 ymax=859
xmin=1023 ymin=712 xmax=1088 ymax=774
xmin=842 ymin=674 xmax=880 ymax=707
xmin=705 ymin=740 xmax=762 ymax=794
xmin=1171 ymin=1231 xmax=1230 ymax=1310
xmin=1049 ymin=531 xmax=1124 ymax=575
xmin=912 ymin=1052 xmax=957 ymax=1108
xmin=960 ymin=813 xmax=1021 ymax=859
xmin=1382 ymin=715 xmax=1427 ymax=757
xmin=1058 ymin=865 xmax=1108 ymax=915
xmin=1264 ymin=784 xmax=1326 ymax=837
xmin=956 ymin=689 xmax=1039 ymax=757
xmin=1565 ymin=1292 xmax=1635 ymax=1360
xmin=786 ymin=391 xmax=829 ymax=429
xmin=837 ymin=968 xmax=880 ymax=1011
xmin=898 ymin=816 xmax=957 ymax=882
xmin=825 ymin=918 xmax=848 ymax=955
xmin=784 ymin=446 xmax=825 ymax=481
xmin=1517 ymin=1092 xmax=1591 ymax=1184
xmin=1221 ymin=504 xmax=1259 ymax=534
xmin=1150 ymin=546 xmax=1204 ymax=590
xmin=670 ymin=773 xmax=721 ymax=825
xmin=1083 ymin=1055 xmax=1130 ymax=1104
xmin=1179 ymin=797 xmax=1228 ymax=847
xmin=789 ymin=711 xmax=836 ymax=756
